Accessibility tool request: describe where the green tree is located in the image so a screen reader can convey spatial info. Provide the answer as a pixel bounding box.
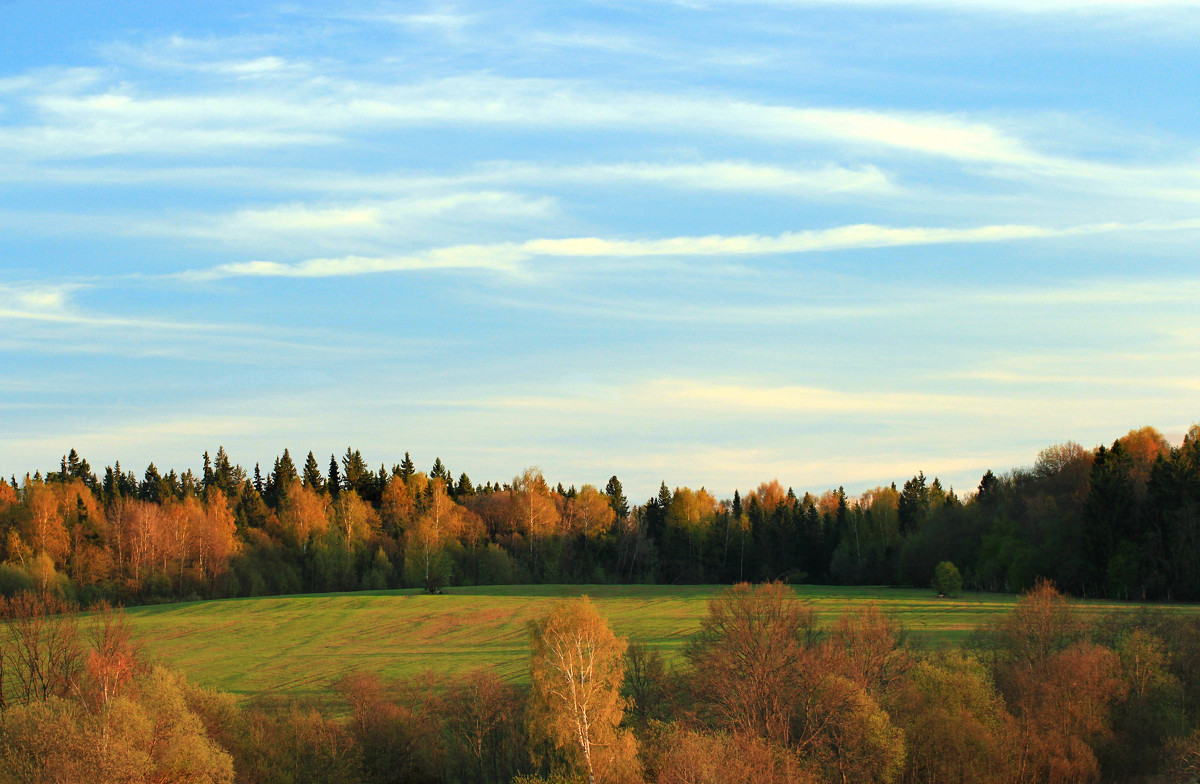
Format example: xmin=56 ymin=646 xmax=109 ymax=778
xmin=933 ymin=561 xmax=963 ymax=597
xmin=302 ymin=451 xmax=326 ymax=492
xmin=604 ymin=476 xmax=628 ymax=521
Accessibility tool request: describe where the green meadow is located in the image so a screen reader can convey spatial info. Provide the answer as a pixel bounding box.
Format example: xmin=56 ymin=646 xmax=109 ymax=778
xmin=125 ymin=584 xmax=1198 ymax=704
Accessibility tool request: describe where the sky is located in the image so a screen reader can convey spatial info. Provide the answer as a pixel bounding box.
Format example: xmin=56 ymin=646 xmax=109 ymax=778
xmin=2 ymin=0 xmax=1199 ymax=501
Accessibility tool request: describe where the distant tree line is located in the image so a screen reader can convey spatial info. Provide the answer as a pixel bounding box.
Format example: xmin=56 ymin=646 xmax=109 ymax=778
xmin=4 ymin=582 xmax=1200 ymax=783
xmin=0 ymin=423 xmax=1198 ymax=604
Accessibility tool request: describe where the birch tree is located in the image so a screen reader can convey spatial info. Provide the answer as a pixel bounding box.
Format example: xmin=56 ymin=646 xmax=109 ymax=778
xmin=528 ymin=597 xmax=638 ymax=784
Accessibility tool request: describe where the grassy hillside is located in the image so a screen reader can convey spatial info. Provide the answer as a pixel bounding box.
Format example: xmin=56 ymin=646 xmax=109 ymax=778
xmin=125 ymin=584 xmax=1195 ymax=704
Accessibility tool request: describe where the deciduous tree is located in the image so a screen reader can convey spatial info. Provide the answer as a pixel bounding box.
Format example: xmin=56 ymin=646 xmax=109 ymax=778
xmin=528 ymin=597 xmax=638 ymax=784
xmin=686 ymin=582 xmax=817 ymax=745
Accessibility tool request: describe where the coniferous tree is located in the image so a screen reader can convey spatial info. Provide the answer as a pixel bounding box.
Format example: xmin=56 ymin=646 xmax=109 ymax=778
xmin=302 ymin=451 xmax=325 ymax=492
xmin=898 ymin=471 xmax=930 ymax=536
xmin=341 ymin=448 xmax=369 ymax=496
xmin=399 ymin=452 xmax=415 ymax=481
xmin=213 ymin=446 xmax=235 ymax=493
xmin=605 ymin=476 xmax=628 ymax=521
xmin=202 ymin=451 xmax=213 ymax=490
xmin=327 ymin=455 xmax=341 ymax=499
xmin=139 ymin=463 xmax=163 ymax=503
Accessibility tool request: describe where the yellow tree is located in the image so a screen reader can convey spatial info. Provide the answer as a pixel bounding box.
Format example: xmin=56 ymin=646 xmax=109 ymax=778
xmin=275 ymin=484 xmax=329 ymax=552
xmin=511 ymin=468 xmax=560 ymax=554
xmin=528 ymin=597 xmax=638 ymax=784
xmin=334 ymin=490 xmax=379 ymax=544
xmin=22 ymin=483 xmax=68 ymax=564
xmin=406 ymin=479 xmax=464 ymax=591
xmin=380 ymin=474 xmax=415 ymax=536
xmin=194 ymin=489 xmax=237 ymax=581
xmin=562 ymin=485 xmax=617 ymax=539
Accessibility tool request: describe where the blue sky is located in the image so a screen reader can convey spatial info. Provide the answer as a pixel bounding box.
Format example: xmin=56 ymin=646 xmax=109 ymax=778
xmin=3 ymin=0 xmax=1199 ymax=501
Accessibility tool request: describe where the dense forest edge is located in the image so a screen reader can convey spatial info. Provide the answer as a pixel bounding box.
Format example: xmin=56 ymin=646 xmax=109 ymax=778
xmin=1 ymin=423 xmax=1197 ymax=605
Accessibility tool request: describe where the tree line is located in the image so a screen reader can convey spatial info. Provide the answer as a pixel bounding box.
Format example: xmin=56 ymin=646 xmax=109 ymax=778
xmin=3 ymin=582 xmax=1200 ymax=783
xmin=0 ymin=423 xmax=1198 ymax=603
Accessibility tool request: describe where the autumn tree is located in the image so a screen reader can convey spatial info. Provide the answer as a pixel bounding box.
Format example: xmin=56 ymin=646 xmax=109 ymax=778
xmin=381 ymin=474 xmax=416 ymax=536
xmin=562 ymin=485 xmax=617 ymax=540
xmin=511 ymin=468 xmax=561 ymax=560
xmin=796 ymin=674 xmax=905 ymax=784
xmin=22 ymin=482 xmax=68 ymax=565
xmin=405 ymin=479 xmax=465 ymax=592
xmin=894 ymin=653 xmax=1014 ymax=784
xmin=528 ymin=597 xmax=639 ymax=784
xmin=441 ymin=668 xmax=526 ymax=784
xmin=686 ymin=582 xmax=818 ymax=745
xmin=274 ymin=483 xmax=330 ymax=552
xmin=821 ymin=604 xmax=909 ymax=698
xmin=651 ymin=728 xmax=816 ymax=784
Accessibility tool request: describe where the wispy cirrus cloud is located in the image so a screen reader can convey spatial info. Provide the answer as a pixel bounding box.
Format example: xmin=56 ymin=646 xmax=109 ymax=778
xmin=0 ymin=66 xmax=1048 ymax=168
xmin=182 ymin=217 xmax=1200 ymax=281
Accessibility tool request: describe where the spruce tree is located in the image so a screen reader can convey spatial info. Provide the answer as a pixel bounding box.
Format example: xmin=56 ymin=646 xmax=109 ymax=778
xmin=400 ymin=452 xmax=415 ymax=481
xmin=605 ymin=476 xmax=628 ymax=520
xmin=328 ymin=455 xmax=341 ymax=499
xmin=302 ymin=451 xmax=325 ymax=491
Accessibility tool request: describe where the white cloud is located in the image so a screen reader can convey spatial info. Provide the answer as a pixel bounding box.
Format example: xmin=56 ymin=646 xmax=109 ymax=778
xmin=0 ymin=159 xmax=898 ymax=201
xmin=184 ymin=216 xmax=1200 ymax=281
xmin=0 ymin=65 xmax=1052 ymax=171
xmin=191 ymin=243 xmax=530 ymax=280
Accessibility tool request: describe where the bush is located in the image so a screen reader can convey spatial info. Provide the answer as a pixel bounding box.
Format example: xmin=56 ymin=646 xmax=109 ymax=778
xmin=0 ymin=563 xmax=33 ymax=596
xmin=932 ymin=561 xmax=963 ymax=597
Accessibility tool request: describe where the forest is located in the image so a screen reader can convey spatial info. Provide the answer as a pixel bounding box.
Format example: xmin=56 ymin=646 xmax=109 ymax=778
xmin=3 ymin=425 xmax=1200 ymax=782
xmin=0 ymin=424 xmax=1197 ymax=604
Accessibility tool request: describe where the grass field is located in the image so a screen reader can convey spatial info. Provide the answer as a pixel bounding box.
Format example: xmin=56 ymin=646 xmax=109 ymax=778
xmin=125 ymin=584 xmax=1199 ymax=706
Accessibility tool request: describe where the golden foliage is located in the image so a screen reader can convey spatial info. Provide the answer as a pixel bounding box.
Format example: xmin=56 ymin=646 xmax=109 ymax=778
xmin=528 ymin=597 xmax=638 ymax=784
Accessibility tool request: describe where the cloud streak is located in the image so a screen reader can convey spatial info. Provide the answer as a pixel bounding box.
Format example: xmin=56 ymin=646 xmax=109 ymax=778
xmin=184 ymin=217 xmax=1200 ymax=281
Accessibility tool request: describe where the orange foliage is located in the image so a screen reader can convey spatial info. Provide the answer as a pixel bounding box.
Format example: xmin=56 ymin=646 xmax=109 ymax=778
xmin=275 ymin=484 xmax=330 ymax=549
xmin=23 ymin=483 xmax=69 ymax=563
xmin=510 ymin=468 xmax=560 ymax=542
xmin=752 ymin=480 xmax=788 ymax=513
xmin=1119 ymin=426 xmax=1171 ymax=496
xmin=821 ymin=604 xmax=909 ymax=696
xmin=560 ymin=485 xmax=616 ymax=539
xmin=381 ymin=475 xmax=415 ymax=533
xmin=686 ymin=582 xmax=817 ymax=745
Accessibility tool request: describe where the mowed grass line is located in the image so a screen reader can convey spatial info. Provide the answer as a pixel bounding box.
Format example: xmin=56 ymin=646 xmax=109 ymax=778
xmin=125 ymin=584 xmax=1200 ymax=705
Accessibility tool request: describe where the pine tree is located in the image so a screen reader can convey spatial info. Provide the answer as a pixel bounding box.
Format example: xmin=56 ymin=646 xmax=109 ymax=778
xmin=328 ymin=455 xmax=341 ymax=499
xmin=140 ymin=463 xmax=163 ymax=503
xmin=302 ymin=451 xmax=325 ymax=491
xmin=605 ymin=476 xmax=628 ymax=520
xmin=342 ymin=448 xmax=368 ymax=495
xmin=400 ymin=452 xmax=415 ymax=481
xmin=214 ymin=446 xmax=234 ymax=492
